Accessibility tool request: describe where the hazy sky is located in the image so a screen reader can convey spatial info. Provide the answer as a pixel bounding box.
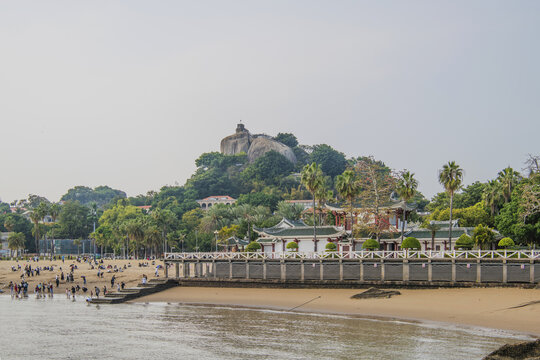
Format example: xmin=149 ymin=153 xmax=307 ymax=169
xmin=1 ymin=1 xmax=539 ymax=203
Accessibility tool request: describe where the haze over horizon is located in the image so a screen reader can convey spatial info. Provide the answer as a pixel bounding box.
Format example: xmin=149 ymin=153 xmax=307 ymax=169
xmin=1 ymin=1 xmax=539 ymax=204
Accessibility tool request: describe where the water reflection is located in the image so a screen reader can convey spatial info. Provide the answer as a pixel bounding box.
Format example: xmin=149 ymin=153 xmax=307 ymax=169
xmin=0 ymin=296 xmax=531 ymax=360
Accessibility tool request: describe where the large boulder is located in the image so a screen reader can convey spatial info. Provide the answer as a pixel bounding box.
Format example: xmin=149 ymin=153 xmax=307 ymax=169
xmin=220 ymin=124 xmax=251 ymax=155
xmin=247 ymin=136 xmax=297 ymax=163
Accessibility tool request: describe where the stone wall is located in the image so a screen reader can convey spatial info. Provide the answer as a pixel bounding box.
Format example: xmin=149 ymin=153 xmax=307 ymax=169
xmin=171 ymin=259 xmax=539 ymax=285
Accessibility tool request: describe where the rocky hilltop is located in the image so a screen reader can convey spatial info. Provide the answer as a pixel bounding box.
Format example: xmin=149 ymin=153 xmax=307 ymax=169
xmin=220 ymin=124 xmax=297 ymax=163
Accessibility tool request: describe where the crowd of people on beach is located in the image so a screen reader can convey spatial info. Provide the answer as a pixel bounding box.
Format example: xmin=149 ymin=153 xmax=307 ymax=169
xmin=4 ymin=255 xmax=162 ymax=303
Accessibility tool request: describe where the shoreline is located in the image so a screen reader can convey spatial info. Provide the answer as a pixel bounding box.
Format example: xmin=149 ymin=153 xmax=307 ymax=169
xmin=133 ymin=286 xmax=540 ymax=337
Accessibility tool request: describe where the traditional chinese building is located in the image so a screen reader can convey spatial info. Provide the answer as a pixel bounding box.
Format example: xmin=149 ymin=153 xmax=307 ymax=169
xmin=254 ymin=218 xmax=348 ymax=253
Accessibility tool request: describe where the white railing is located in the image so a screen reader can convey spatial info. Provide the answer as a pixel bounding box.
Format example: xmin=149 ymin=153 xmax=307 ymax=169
xmin=164 ymin=250 xmax=540 ymax=261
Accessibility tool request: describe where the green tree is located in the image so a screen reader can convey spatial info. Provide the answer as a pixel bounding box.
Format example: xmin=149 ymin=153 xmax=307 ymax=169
xmin=245 ymin=241 xmax=261 ymax=252
xmin=310 ymin=144 xmax=347 ymax=178
xmin=483 ymin=180 xmax=503 ymax=216
xmin=473 ymin=224 xmax=495 ymax=250
xmin=455 ymin=234 xmax=474 ymax=249
xmin=29 ymin=202 xmax=48 ymax=254
xmin=151 ymin=208 xmax=178 ymax=254
xmin=362 ymin=239 xmax=380 ymax=250
xmin=401 ymin=237 xmax=421 ymax=250
xmin=8 ymin=232 xmax=25 ymax=257
xmin=438 ymin=161 xmax=464 ymax=249
xmin=4 ymin=216 xmax=16 ymax=232
xmin=335 ymin=169 xmax=360 ymax=235
xmin=275 ymin=201 xmax=304 ymax=221
xmin=286 ymin=241 xmax=299 ymax=251
xmin=498 ymin=237 xmax=515 ymax=249
xmin=301 ymin=163 xmax=324 ymax=244
xmin=497 ymin=167 xmax=521 ymax=203
xmin=396 ymin=171 xmax=418 ymax=242
xmin=274 ymin=133 xmax=299 ymax=148
xmin=422 ymin=222 xmax=441 ymax=251
xmin=57 ymin=201 xmax=91 ymax=239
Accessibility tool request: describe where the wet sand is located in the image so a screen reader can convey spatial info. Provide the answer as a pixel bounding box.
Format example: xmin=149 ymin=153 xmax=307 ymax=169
xmin=136 ymin=286 xmax=540 ymax=336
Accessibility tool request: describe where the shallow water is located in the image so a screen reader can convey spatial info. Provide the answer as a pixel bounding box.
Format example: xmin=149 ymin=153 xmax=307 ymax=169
xmin=0 ymin=295 xmax=532 ymax=359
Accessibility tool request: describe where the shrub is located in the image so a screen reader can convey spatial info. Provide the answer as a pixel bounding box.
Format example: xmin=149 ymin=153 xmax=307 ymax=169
xmin=325 ymin=242 xmax=337 ymax=251
xmin=246 ymin=241 xmax=262 ymax=252
xmin=286 ymin=241 xmax=299 ymax=251
xmin=401 ymin=237 xmax=421 ymax=250
xmin=362 ymin=239 xmax=380 ymax=250
xmin=455 ymin=234 xmax=474 ymax=249
xmin=498 ymin=237 xmax=515 ymax=249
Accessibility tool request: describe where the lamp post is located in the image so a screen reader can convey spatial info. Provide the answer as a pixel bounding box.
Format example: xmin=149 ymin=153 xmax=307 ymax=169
xmin=214 ymin=230 xmax=218 ymax=252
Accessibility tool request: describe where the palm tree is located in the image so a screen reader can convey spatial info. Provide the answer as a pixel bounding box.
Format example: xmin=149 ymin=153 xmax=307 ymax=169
xmin=4 ymin=216 xmax=16 ymax=233
xmin=49 ymin=203 xmax=61 ymax=223
xmin=497 ymin=167 xmax=521 ymax=203
xmin=8 ymin=232 xmax=25 ymax=257
xmin=396 ymin=171 xmax=418 ymax=242
xmin=423 ymin=222 xmax=441 ymax=251
xmin=152 ymin=208 xmax=178 ymax=255
xmin=124 ymin=219 xmax=145 ymax=259
xmin=73 ymin=239 xmax=82 ymax=256
xmin=275 ymin=201 xmax=304 ymax=221
xmin=335 ymin=170 xmax=360 ymax=235
xmin=315 ymin=181 xmax=334 ymax=226
xmin=29 ymin=202 xmax=48 ymax=255
xmin=438 ymin=161 xmax=463 ymax=250
xmin=483 ymin=180 xmax=502 ymax=216
xmin=301 ymin=163 xmax=324 ymax=243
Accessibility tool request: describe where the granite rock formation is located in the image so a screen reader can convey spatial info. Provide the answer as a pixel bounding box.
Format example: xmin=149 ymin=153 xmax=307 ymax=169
xmin=220 ymin=123 xmax=252 ymax=155
xmin=220 ymin=124 xmax=297 ymax=163
xmin=247 ymin=136 xmax=297 ymax=163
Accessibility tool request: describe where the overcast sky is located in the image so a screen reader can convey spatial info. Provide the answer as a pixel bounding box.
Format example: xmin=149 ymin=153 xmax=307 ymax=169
xmin=1 ymin=1 xmax=539 ymax=203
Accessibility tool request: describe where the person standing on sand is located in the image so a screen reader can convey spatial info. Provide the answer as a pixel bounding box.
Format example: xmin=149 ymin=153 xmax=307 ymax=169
xmin=95 ymin=286 xmax=100 ymax=298
xmin=111 ymin=275 xmax=115 ymax=287
xmin=55 ymin=275 xmax=59 ymax=288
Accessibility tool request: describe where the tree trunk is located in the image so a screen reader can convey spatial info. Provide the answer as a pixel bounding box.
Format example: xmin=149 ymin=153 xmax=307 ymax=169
xmin=400 ymin=208 xmax=406 ymax=243
xmin=313 ymin=197 xmax=317 ymax=244
xmin=448 ymin=192 xmax=454 ymax=250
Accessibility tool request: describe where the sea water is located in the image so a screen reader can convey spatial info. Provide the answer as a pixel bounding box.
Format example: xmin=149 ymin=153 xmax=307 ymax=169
xmin=0 ymin=296 xmax=532 ymax=359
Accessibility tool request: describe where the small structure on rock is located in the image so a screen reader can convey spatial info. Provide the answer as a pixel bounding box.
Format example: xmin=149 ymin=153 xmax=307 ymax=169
xmin=220 ymin=123 xmax=297 ymax=163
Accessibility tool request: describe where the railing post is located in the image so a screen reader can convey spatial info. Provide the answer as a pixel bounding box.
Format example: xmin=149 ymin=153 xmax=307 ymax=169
xmin=403 ymin=259 xmax=409 ymax=282
xmin=502 ymin=259 xmax=507 ymax=283
xmin=451 ymin=259 xmax=456 ymax=283
xmin=428 ymin=259 xmax=432 ymax=282
xmin=359 ymin=259 xmax=364 ymax=282
xmin=476 ymin=260 xmax=481 ymax=283
xmin=213 ymin=260 xmax=217 ymax=280
xmin=229 ymin=259 xmax=232 ymax=279
xmin=339 ymin=259 xmax=343 ymax=281
xmin=319 ymin=259 xmax=324 ymax=281
xmin=175 ymin=262 xmax=179 ymax=279
xmin=531 ymin=260 xmax=535 ymax=284
xmin=263 ymin=259 xmax=267 ymax=280
xmin=301 ymin=259 xmax=305 ymax=282
xmin=380 ymin=259 xmax=385 ymax=282
xmin=281 ymin=259 xmax=286 ymax=281
xmin=164 ymin=262 xmax=169 ymax=278
xmin=246 ymin=260 xmax=250 ymax=279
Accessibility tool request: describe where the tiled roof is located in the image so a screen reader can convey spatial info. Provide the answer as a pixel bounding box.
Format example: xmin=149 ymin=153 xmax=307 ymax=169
xmin=255 ymin=226 xmax=345 ymax=238
xmin=198 ymin=195 xmax=236 ymax=201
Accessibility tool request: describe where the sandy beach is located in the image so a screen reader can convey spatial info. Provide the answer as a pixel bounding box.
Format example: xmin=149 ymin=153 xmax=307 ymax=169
xmin=136 ymin=286 xmax=540 ymax=336
xmin=0 ymin=259 xmax=164 ymax=294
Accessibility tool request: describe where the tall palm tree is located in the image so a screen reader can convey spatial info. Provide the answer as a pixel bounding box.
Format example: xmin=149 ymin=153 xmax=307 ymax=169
xmin=423 ymin=222 xmax=441 ymax=251
xmin=49 ymin=203 xmax=61 ymax=223
xmin=301 ymin=163 xmax=324 ymax=244
xmin=124 ymin=219 xmax=145 ymax=259
xmin=483 ymin=180 xmax=503 ymax=216
xmin=152 ymin=208 xmax=178 ymax=255
xmin=438 ymin=161 xmax=463 ymax=250
xmin=335 ymin=170 xmax=360 ymax=235
xmin=497 ymin=167 xmax=521 ymax=203
xmin=396 ymin=171 xmax=418 ymax=242
xmin=29 ymin=202 xmax=48 ymax=254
